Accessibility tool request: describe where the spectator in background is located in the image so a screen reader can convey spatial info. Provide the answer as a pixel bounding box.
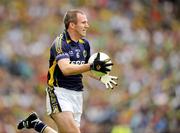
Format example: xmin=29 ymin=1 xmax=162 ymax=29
xmin=0 ymin=0 xmax=179 ymax=133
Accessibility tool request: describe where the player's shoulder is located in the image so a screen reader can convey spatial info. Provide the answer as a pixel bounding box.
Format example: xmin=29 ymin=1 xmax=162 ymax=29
xmin=79 ymin=38 xmax=90 ymax=47
xmin=50 ymin=36 xmax=65 ymax=53
xmin=81 ymin=38 xmax=89 ymax=44
xmin=51 ymin=34 xmax=66 ymax=46
xmin=80 ymin=38 xmax=90 ymax=51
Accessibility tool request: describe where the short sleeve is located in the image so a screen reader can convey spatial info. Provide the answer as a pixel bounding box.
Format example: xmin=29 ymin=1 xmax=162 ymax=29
xmin=51 ymin=37 xmax=70 ymax=62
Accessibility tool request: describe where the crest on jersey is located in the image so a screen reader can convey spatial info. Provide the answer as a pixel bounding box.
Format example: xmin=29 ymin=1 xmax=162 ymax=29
xmin=83 ymin=50 xmax=87 ymax=58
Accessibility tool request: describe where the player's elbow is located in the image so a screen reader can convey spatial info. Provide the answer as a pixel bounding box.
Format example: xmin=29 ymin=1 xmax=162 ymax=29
xmin=62 ymin=69 xmax=71 ymax=76
xmin=59 ymin=67 xmax=69 ymax=76
xmin=58 ymin=60 xmax=73 ymax=76
xmin=60 ymin=66 xmax=74 ymax=76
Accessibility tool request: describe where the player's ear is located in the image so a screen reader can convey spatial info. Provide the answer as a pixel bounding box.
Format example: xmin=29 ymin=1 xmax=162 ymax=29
xmin=69 ymin=22 xmax=75 ymax=29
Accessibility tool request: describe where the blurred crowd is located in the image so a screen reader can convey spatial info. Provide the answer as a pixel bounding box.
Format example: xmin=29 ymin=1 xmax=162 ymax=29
xmin=0 ymin=0 xmax=180 ymax=133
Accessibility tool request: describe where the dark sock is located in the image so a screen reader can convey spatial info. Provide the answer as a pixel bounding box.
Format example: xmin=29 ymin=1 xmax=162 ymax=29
xmin=34 ymin=122 xmax=47 ymax=133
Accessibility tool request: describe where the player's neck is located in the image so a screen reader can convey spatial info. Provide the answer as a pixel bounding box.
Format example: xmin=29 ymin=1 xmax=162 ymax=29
xmin=67 ymin=29 xmax=81 ymax=42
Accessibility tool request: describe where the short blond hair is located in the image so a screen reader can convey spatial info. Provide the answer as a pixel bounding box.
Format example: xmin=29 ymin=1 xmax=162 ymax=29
xmin=63 ymin=9 xmax=84 ymax=29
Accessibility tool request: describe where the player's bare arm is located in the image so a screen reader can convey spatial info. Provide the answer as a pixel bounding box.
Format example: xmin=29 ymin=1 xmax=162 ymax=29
xmin=58 ymin=52 xmax=113 ymax=76
xmin=58 ymin=58 xmax=91 ymax=76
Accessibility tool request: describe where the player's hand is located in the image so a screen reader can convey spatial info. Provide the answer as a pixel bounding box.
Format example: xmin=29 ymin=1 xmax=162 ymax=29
xmin=100 ymin=74 xmax=118 ymax=89
xmin=90 ymin=52 xmax=113 ymax=74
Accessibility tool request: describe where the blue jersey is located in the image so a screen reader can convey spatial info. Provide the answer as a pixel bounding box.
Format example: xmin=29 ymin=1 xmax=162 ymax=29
xmin=47 ymin=30 xmax=91 ymax=91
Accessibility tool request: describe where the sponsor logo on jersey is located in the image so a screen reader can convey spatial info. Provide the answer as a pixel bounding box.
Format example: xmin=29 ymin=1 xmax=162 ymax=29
xmin=70 ymin=61 xmax=85 ymax=65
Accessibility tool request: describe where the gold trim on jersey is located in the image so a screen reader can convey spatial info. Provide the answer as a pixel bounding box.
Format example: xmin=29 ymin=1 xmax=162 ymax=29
xmin=48 ymin=60 xmax=57 ymax=87
xmin=66 ymin=38 xmax=84 ymax=44
xmin=55 ymin=34 xmax=63 ymax=54
xmin=79 ymin=39 xmax=85 ymax=44
xmin=48 ymin=34 xmax=64 ymax=87
xmin=66 ymin=39 xmax=71 ymax=44
xmin=63 ymin=30 xmax=85 ymax=44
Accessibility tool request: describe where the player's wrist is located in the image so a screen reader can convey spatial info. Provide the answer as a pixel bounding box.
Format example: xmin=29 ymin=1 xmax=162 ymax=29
xmin=89 ymin=63 xmax=93 ymax=70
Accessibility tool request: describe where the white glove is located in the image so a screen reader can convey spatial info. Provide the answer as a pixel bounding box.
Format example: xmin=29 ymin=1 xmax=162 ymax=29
xmin=100 ymin=74 xmax=118 ymax=89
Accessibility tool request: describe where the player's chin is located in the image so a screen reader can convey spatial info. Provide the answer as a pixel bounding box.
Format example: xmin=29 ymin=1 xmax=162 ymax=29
xmin=81 ymin=31 xmax=87 ymax=37
xmin=81 ymin=33 xmax=86 ymax=37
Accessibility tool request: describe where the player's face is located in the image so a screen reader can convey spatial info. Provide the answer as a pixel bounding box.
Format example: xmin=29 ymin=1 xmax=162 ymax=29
xmin=74 ymin=13 xmax=89 ymax=37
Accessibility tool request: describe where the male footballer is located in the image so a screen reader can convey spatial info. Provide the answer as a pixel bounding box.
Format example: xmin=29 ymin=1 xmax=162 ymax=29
xmin=17 ymin=9 xmax=117 ymax=133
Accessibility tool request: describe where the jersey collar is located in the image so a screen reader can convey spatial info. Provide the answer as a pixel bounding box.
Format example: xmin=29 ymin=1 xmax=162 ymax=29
xmin=64 ymin=30 xmax=85 ymax=44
